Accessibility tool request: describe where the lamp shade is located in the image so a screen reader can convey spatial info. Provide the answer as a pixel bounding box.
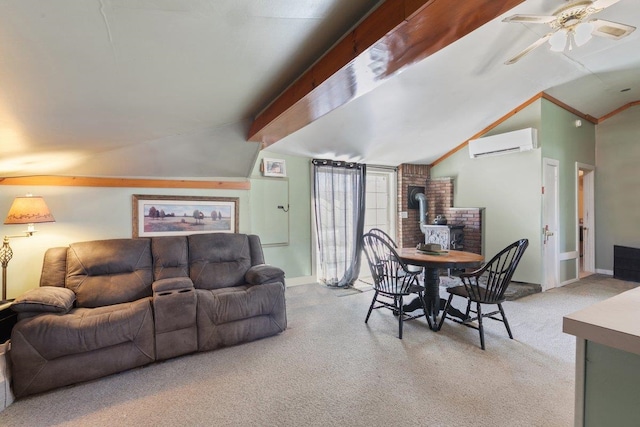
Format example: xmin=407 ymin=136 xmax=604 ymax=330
xmin=4 ymin=196 xmax=55 ymax=224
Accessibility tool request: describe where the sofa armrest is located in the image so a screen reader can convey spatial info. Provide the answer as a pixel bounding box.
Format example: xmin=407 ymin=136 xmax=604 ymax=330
xmin=11 ymin=286 xmax=76 ymax=315
xmin=152 ymin=277 xmax=194 ymax=295
xmin=245 ymin=264 xmax=285 ymax=285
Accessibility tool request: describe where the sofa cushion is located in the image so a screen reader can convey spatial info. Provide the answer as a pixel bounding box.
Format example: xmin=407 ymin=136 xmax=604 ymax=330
xmin=189 ymin=233 xmax=252 ymax=290
xmin=66 ymin=239 xmax=153 ymax=308
xmin=11 ymin=286 xmax=76 ymax=314
xmin=39 ymin=247 xmax=68 ymax=288
xmin=151 ymin=236 xmax=189 ymax=280
xmin=195 ymin=283 xmax=287 ymax=350
xmin=11 ymin=298 xmax=154 ymax=360
xmin=10 ymin=298 xmax=155 ymax=397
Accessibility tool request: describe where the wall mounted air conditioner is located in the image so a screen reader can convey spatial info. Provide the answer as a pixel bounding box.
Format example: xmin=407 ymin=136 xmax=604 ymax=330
xmin=468 ymin=128 xmax=538 ymax=159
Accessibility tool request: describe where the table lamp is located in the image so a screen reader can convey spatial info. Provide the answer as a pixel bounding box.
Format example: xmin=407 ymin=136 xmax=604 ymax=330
xmin=1 ymin=195 xmax=55 ymax=301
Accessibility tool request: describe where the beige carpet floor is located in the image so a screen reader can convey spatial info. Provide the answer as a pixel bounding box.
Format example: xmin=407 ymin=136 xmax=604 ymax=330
xmin=0 ymin=274 xmax=636 ymax=427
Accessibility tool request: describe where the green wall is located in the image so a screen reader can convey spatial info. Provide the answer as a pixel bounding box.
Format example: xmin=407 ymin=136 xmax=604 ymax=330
xmin=431 ymin=99 xmax=597 ymax=286
xmin=583 ymin=341 xmax=640 ymax=426
xmin=250 ymin=150 xmax=313 ymax=279
xmin=595 ymin=105 xmax=640 ymax=270
xmin=0 ymin=151 xmax=313 ymax=298
xmin=541 ymin=100 xmax=596 ymax=252
xmin=431 ymin=102 xmax=542 ymax=284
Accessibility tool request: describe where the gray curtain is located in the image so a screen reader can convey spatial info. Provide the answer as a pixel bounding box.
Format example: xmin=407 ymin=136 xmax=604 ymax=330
xmin=312 ymin=159 xmax=366 ymax=287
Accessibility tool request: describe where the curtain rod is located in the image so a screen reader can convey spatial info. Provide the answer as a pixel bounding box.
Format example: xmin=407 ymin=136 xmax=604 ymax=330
xmin=311 ymin=159 xmax=397 ymax=171
xmin=367 ymin=164 xmax=398 ymax=171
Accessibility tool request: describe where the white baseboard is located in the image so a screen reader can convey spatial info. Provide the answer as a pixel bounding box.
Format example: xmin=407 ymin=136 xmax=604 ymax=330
xmin=560 ymin=278 xmax=579 ymax=287
xmin=596 ymin=269 xmax=613 ymax=276
xmin=285 ymin=276 xmax=317 ymax=287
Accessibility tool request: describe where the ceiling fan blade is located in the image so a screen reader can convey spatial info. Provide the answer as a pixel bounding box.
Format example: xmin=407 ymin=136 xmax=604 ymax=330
xmin=590 ymin=0 xmax=622 ymax=11
xmin=590 ymin=19 xmax=636 ymax=40
xmin=504 ymin=33 xmax=554 ymax=65
xmin=502 ymin=14 xmax=557 ymax=24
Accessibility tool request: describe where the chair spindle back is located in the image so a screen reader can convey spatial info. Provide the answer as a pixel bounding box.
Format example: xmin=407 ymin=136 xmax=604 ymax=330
xmin=362 ymin=233 xmax=419 ymax=295
xmin=461 ymin=239 xmax=529 ymax=303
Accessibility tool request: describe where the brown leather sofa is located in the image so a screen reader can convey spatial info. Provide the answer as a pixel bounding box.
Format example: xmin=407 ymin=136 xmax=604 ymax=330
xmin=9 ymin=233 xmax=287 ymax=398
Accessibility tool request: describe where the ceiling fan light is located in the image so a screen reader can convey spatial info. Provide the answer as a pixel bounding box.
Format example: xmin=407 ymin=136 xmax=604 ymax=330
xmin=549 ymin=29 xmax=568 ymax=52
xmin=574 ymin=22 xmax=594 ymax=46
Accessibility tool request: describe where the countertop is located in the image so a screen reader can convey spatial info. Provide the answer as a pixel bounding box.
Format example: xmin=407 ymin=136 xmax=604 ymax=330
xmin=563 ymin=286 xmax=640 ymax=355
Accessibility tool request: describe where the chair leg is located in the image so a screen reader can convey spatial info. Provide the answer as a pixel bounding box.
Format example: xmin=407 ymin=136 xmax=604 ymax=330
xmin=498 ymin=303 xmax=513 ymax=339
xmin=398 ymin=296 xmax=404 ymax=339
xmin=477 ymin=302 xmax=485 ymax=350
xmin=419 ymin=292 xmax=434 ymax=330
xmin=438 ymin=294 xmax=454 ymax=331
xmin=365 ymin=291 xmax=378 ymax=323
xmin=465 ymin=300 xmax=472 ymax=318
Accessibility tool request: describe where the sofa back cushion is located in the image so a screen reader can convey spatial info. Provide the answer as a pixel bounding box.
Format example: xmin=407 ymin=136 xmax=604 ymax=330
xmin=39 ymin=247 xmax=68 ymax=288
xmin=66 ymin=239 xmax=153 ymax=307
xmin=151 ymin=236 xmax=189 ymax=280
xmin=188 ymin=233 xmax=252 ymax=289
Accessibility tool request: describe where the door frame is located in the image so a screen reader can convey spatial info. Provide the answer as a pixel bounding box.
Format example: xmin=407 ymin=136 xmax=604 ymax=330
xmin=364 ymin=167 xmax=398 ymax=238
xmin=542 ymin=158 xmax=560 ymax=291
xmin=358 ymin=167 xmax=398 ymax=282
xmin=576 ymin=162 xmax=595 ymax=275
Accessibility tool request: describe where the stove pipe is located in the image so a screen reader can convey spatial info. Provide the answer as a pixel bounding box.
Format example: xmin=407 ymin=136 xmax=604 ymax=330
xmin=415 ymin=192 xmax=428 ymax=234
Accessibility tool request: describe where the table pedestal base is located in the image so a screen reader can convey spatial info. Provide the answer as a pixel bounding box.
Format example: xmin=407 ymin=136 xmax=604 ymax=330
xmin=404 ymin=270 xmax=470 ymax=330
xmin=424 ymin=268 xmax=440 ymax=327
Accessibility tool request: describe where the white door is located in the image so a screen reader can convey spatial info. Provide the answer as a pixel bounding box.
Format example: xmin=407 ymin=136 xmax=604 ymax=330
xmin=581 ymin=165 xmax=596 ymax=274
xmin=542 ymin=158 xmax=560 ymax=290
xmin=359 ymin=169 xmax=397 ymax=280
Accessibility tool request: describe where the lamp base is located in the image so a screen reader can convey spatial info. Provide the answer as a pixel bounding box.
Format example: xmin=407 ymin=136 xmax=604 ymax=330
xmin=0 ymin=237 xmax=13 ymax=301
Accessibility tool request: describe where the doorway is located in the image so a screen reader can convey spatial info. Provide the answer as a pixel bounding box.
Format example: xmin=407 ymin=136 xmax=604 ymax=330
xmin=358 ymin=168 xmax=397 ymax=283
xmin=542 ymin=158 xmax=560 ymax=291
xmin=577 ymin=163 xmax=595 ymax=278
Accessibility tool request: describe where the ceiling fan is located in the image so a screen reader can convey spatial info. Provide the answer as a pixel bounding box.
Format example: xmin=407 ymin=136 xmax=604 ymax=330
xmin=503 ymin=0 xmax=636 ymax=65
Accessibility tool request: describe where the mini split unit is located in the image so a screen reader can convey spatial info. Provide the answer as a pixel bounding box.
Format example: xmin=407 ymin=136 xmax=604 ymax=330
xmin=468 ymin=128 xmax=539 ymax=158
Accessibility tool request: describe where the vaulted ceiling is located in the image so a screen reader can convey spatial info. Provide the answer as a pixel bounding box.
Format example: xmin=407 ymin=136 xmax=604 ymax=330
xmin=0 ymin=0 xmax=638 ymax=178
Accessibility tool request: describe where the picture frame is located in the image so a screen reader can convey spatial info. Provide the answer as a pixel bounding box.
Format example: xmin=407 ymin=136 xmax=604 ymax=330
xmin=132 ymin=195 xmax=238 ymax=238
xmin=262 ymin=158 xmax=286 ymax=177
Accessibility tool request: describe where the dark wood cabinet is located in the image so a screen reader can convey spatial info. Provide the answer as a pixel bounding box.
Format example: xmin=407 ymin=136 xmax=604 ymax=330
xmin=0 ymin=301 xmax=17 ymax=344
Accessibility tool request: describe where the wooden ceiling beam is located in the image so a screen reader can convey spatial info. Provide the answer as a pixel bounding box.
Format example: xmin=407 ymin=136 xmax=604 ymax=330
xmin=248 ymin=0 xmax=524 ymax=146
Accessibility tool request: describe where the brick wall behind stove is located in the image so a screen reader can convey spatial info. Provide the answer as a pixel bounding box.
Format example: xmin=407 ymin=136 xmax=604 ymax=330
xmin=426 ymin=178 xmax=483 ymax=255
xmin=426 ymin=177 xmax=453 ymax=215
xmin=444 ymin=209 xmax=483 ymax=255
xmin=397 ymin=164 xmax=429 ymax=248
xmin=396 ymin=165 xmax=483 ymax=255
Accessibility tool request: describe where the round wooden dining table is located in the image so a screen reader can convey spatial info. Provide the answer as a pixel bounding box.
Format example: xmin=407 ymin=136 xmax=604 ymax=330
xmin=396 ymin=248 xmax=484 ymax=329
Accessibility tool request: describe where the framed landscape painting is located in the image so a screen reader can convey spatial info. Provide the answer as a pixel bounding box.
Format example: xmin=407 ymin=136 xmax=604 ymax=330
xmin=132 ymin=195 xmax=238 ymax=238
